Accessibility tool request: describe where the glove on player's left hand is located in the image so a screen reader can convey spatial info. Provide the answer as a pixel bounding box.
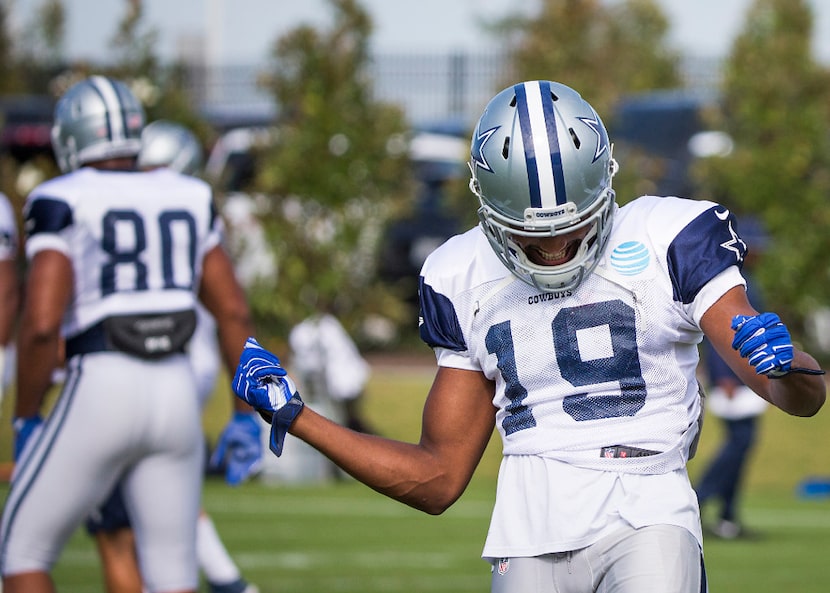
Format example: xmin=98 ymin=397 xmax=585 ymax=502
xmin=232 ymin=337 xmax=304 ymax=456
xmin=13 ymin=415 xmax=43 ymax=462
xmin=731 ymin=312 xmax=793 ymax=377
xmin=210 ymin=412 xmax=263 ymax=485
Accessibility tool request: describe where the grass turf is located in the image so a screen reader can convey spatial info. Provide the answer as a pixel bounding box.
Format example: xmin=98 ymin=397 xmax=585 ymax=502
xmin=2 ymin=353 xmax=830 ymax=591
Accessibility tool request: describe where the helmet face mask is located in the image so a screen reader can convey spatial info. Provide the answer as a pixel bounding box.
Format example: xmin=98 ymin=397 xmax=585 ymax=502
xmin=138 ymin=120 xmax=204 ymax=175
xmin=469 ymin=80 xmax=618 ymax=292
xmin=51 ymin=75 xmax=145 ymax=173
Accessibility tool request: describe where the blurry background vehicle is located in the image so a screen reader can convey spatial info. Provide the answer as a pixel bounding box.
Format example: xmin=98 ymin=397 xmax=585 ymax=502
xmin=609 ymin=89 xmax=732 ymax=199
xmin=377 ymin=120 xmax=468 ymax=303
xmin=0 ymin=95 xmax=55 ymax=164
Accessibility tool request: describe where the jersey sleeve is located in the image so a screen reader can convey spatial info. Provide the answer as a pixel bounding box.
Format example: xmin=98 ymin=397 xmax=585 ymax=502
xmin=23 ymin=194 xmax=74 ymax=258
xmin=664 ymin=203 xmax=748 ymax=324
xmin=205 ymin=197 xmax=224 ymax=253
xmin=0 ymin=193 xmax=18 ymax=261
xmin=418 ymin=276 xmax=466 ymax=352
xmin=667 ymin=204 xmax=746 ymax=305
xmin=417 ymin=231 xmax=490 ymax=372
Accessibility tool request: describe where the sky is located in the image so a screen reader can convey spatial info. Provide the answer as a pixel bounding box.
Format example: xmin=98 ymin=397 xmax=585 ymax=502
xmin=10 ymin=0 xmax=830 ymax=66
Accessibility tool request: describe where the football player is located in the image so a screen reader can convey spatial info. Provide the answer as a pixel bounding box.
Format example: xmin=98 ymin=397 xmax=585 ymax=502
xmin=231 ymin=80 xmax=825 ymax=593
xmin=0 ymin=76 xmax=261 ymax=593
xmin=0 ymin=191 xmax=19 ymax=414
xmin=85 ymin=120 xmax=259 ymax=593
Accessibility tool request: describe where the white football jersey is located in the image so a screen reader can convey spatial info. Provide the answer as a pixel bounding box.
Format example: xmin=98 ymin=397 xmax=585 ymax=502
xmin=419 ymin=195 xmax=749 ymax=556
xmin=24 ymin=167 xmax=222 ymax=340
xmin=289 ymin=313 xmax=370 ymax=402
xmin=0 ymin=192 xmax=17 ymax=261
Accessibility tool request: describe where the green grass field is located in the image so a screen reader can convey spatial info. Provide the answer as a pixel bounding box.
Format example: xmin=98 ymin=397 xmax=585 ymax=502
xmin=3 ymin=354 xmax=830 ymax=592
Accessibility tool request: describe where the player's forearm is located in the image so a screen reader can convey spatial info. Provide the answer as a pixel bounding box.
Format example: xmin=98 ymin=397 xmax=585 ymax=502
xmin=217 ymin=323 xmax=259 ymax=414
xmin=767 ymin=350 xmax=826 ymax=417
xmin=290 ymin=407 xmax=466 ymax=515
xmin=15 ymin=330 xmax=61 ymax=417
xmin=0 ymin=263 xmax=19 ymax=345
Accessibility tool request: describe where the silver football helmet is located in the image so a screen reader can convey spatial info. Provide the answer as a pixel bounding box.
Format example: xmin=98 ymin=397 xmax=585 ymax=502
xmin=138 ymin=120 xmax=204 ymax=175
xmin=51 ymin=75 xmax=145 ymax=173
xmin=470 ymin=80 xmax=619 ymax=292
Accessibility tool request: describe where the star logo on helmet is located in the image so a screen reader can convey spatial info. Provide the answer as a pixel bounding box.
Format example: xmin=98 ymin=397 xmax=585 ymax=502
xmin=471 ymin=125 xmax=499 ymax=173
xmin=577 ymin=117 xmax=610 ymax=163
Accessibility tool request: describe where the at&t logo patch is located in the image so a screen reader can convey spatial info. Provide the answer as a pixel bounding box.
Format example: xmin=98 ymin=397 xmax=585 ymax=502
xmin=610 ymin=241 xmax=650 ymax=276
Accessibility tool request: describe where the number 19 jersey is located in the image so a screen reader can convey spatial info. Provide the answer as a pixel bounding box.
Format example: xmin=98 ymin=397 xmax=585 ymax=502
xmin=418 ymin=195 xmax=748 ymax=556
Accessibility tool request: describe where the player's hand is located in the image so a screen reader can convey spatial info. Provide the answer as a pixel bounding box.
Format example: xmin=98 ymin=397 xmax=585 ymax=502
xmin=234 ymin=337 xmax=291 ymax=411
xmin=232 ymin=337 xmax=304 ymax=456
xmin=13 ymin=415 xmax=43 ymax=462
xmin=209 ymin=412 xmax=263 ymax=485
xmin=731 ymin=312 xmax=794 ymax=377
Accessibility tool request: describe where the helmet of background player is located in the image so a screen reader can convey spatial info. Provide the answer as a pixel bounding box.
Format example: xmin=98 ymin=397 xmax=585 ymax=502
xmin=469 ymin=80 xmax=619 ymax=293
xmin=50 ymin=75 xmax=145 ymax=173
xmin=137 ymin=120 xmax=205 ymax=176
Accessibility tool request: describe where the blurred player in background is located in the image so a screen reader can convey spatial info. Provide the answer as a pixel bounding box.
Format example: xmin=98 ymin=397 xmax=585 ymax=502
xmin=0 ymin=191 xmax=19 ymax=413
xmin=86 ymin=119 xmax=260 ymax=593
xmin=231 ymin=80 xmax=825 ymax=593
xmin=289 ymin=311 xmax=374 ymax=434
xmin=0 ymin=76 xmax=261 ymax=593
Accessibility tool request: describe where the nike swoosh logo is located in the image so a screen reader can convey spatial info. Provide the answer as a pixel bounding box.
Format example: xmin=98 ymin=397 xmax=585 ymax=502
xmin=715 ymin=209 xmax=730 ymax=220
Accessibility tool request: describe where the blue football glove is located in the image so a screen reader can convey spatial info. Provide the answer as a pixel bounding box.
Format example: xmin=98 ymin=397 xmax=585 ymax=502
xmin=209 ymin=411 xmax=263 ymax=485
xmin=232 ymin=337 xmax=304 ymax=457
xmin=13 ymin=415 xmax=43 ymax=462
xmin=731 ymin=312 xmax=794 ymax=377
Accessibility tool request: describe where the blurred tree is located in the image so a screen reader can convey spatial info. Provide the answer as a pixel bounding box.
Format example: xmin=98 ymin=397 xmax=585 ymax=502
xmin=0 ymin=1 xmax=63 ymax=221
xmin=247 ymin=0 xmax=415 ymax=346
xmin=18 ymin=0 xmax=66 ymax=80
xmin=0 ymin=3 xmax=23 ymax=94
xmin=497 ymin=0 xmax=681 ymax=119
xmin=442 ymin=0 xmax=686 ymax=221
xmin=94 ymin=0 xmax=213 ymax=143
xmin=109 ymin=0 xmax=158 ymax=78
xmin=691 ymin=0 xmax=830 ymax=346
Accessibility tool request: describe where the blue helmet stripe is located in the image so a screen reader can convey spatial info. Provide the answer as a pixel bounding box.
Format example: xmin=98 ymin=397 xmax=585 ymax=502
xmin=539 ymin=81 xmax=568 ymax=205
xmin=514 ymin=83 xmax=543 ymax=208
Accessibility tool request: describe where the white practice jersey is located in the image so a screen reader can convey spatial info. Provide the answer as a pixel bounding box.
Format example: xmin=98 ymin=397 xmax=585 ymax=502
xmin=24 ymin=167 xmax=221 ymax=339
xmin=419 ymin=195 xmax=748 ymax=557
xmin=3 ymin=167 xmax=215 ymax=585
xmin=0 ymin=192 xmax=17 ymax=388
xmin=0 ymin=192 xmax=17 ymax=262
xmin=289 ymin=313 xmax=370 ymax=402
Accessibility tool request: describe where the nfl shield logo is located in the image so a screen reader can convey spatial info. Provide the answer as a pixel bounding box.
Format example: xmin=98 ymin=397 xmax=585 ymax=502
xmin=497 ymin=558 xmax=509 ymax=575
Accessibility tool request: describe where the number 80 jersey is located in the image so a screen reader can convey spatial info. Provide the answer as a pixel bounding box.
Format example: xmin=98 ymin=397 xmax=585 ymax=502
xmin=419 ymin=195 xmax=748 ymax=475
xmin=23 ymin=167 xmax=221 ymax=340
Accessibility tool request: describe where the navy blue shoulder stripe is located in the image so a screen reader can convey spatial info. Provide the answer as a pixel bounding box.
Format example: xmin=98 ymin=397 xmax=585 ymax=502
xmin=418 ymin=277 xmax=467 ymax=352
xmin=25 ymin=197 xmax=73 ymax=236
xmin=667 ymin=205 xmax=746 ymax=304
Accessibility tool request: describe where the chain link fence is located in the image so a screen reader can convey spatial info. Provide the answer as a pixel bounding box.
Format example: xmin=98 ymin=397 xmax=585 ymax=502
xmin=189 ymin=52 xmax=722 ymax=130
